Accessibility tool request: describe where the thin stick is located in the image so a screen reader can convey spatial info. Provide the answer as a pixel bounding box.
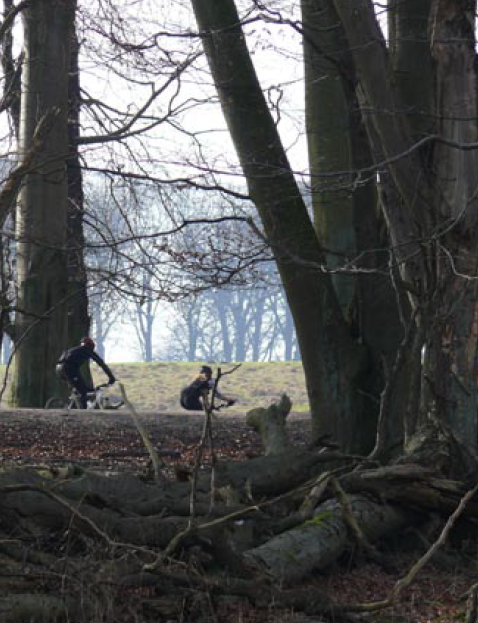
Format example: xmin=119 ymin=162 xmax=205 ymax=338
xmin=347 ymin=479 xmax=478 ymax=612
xmin=119 ymin=383 xmax=163 ymax=483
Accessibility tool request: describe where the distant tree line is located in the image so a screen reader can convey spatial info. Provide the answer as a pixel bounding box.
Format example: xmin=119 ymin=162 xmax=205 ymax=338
xmin=74 ymin=179 xmax=300 ymax=364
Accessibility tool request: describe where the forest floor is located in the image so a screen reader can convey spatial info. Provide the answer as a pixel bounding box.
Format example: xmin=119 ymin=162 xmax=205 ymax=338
xmin=0 ymin=406 xmax=476 ymax=623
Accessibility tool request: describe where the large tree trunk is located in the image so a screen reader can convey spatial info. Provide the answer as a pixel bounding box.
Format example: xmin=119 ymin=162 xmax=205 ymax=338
xmin=302 ymin=0 xmax=357 ymax=315
xmin=190 ymin=0 xmax=367 ymax=452
xmin=0 ymin=0 xmax=21 ymax=135
xmin=333 ymin=0 xmax=478 ymax=451
xmin=11 ymin=0 xmax=76 ymax=407
xmin=67 ymin=27 xmax=90 ymax=348
xmin=302 ymin=0 xmax=410 ymax=454
xmin=424 ymin=1 xmax=478 ymax=445
xmin=388 ymin=0 xmax=434 ymax=140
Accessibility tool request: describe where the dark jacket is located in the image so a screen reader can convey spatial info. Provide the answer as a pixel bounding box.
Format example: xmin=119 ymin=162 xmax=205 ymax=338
xmin=57 ymin=345 xmax=115 ymax=382
xmin=180 ymin=376 xmax=227 ymax=410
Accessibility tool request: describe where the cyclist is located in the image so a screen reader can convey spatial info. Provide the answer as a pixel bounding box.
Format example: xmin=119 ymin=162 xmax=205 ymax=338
xmin=180 ymin=365 xmax=235 ymax=411
xmin=55 ymin=337 xmax=116 ymax=409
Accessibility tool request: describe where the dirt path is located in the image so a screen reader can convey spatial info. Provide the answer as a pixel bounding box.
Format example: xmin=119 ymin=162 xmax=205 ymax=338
xmin=0 ymin=407 xmax=312 ymax=473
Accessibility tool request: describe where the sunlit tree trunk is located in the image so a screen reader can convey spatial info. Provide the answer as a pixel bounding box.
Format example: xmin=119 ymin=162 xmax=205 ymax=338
xmin=11 ymin=0 xmax=76 ymax=407
xmin=302 ymin=0 xmax=356 ymax=314
xmin=134 ymin=298 xmax=156 ymax=362
xmin=302 ymin=0 xmax=402 ymax=451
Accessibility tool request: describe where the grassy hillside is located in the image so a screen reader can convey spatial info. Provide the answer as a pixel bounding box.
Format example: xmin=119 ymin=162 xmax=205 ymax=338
xmin=97 ymin=361 xmax=309 ymax=413
xmin=0 ymin=361 xmax=309 ymax=412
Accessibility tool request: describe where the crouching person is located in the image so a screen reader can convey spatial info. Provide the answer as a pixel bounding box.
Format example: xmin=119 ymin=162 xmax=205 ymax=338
xmin=180 ymin=365 xmax=235 ymax=411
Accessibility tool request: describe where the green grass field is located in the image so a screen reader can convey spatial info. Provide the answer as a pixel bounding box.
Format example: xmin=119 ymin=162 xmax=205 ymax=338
xmin=0 ymin=361 xmax=309 ymax=412
xmin=95 ymin=361 xmax=309 ymax=412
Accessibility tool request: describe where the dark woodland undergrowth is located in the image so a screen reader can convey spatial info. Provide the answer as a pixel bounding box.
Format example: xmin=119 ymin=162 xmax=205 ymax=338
xmin=0 ymin=407 xmax=476 ymax=623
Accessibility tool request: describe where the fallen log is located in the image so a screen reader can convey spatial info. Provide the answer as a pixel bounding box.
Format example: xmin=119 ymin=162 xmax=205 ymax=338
xmin=244 ymin=494 xmax=416 ymax=583
xmin=0 ymin=594 xmax=72 ymax=623
xmin=213 ymin=448 xmax=356 ymax=497
xmin=339 ymin=464 xmax=478 ymax=517
xmin=0 ymin=451 xmax=475 ymax=600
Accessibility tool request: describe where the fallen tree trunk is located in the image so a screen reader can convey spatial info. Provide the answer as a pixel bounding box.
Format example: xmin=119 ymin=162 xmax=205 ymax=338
xmin=244 ymin=494 xmax=416 ymax=583
xmin=0 ymin=443 xmax=475 ymax=622
xmin=339 ymin=464 xmax=478 ymax=517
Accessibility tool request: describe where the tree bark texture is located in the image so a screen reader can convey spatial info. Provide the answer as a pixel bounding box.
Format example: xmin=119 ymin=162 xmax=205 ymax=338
xmin=67 ymin=26 xmax=90 ymax=350
xmin=301 ymin=0 xmax=356 ymax=315
xmin=424 ymin=0 xmax=478 ymax=444
xmin=11 ymin=0 xmax=76 ymax=407
xmin=302 ymin=0 xmax=410 ymax=454
xmin=246 ymin=394 xmax=292 ymax=455
xmin=244 ymin=494 xmax=412 ymax=583
xmin=333 ymin=0 xmax=478 ymax=449
xmin=190 ymin=0 xmax=367 ymax=452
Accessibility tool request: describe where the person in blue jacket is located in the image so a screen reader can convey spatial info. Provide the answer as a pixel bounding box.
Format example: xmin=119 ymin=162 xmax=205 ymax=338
xmin=56 ymin=337 xmax=116 ymax=408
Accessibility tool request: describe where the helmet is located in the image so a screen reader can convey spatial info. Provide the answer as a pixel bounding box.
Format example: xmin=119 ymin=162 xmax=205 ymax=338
xmin=200 ymin=365 xmax=213 ymax=376
xmin=81 ymin=337 xmax=95 ymax=349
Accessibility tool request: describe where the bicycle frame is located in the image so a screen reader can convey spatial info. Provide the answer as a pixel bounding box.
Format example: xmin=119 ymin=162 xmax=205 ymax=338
xmin=46 ymin=383 xmax=123 ymax=410
xmin=71 ymin=384 xmax=123 ymax=410
xmin=67 ymin=385 xmax=105 ymax=409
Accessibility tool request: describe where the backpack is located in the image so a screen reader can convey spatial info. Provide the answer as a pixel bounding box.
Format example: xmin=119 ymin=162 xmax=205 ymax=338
xmin=55 ymin=350 xmax=71 ymax=380
xmin=55 ymin=363 xmax=67 ymax=380
xmin=58 ymin=349 xmax=69 ymax=364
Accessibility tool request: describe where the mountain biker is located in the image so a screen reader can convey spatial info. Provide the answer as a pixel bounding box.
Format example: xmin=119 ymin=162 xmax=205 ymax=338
xmin=55 ymin=337 xmax=116 ymax=409
xmin=180 ymin=365 xmax=235 ymax=411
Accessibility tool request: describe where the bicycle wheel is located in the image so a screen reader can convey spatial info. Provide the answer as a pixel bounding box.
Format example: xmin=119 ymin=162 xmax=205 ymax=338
xmin=45 ymin=396 xmax=68 ymax=409
xmin=107 ymin=399 xmax=124 ymax=410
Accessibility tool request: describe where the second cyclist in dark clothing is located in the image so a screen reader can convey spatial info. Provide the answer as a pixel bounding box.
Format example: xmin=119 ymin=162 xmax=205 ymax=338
xmin=56 ymin=337 xmax=116 ymax=408
xmin=180 ymin=365 xmax=234 ymax=411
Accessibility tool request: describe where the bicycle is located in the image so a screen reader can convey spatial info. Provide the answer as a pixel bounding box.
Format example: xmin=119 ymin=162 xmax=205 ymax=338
xmin=203 ymin=398 xmax=236 ymax=419
xmin=212 ymin=399 xmax=235 ymax=412
xmin=45 ymin=383 xmax=124 ymax=410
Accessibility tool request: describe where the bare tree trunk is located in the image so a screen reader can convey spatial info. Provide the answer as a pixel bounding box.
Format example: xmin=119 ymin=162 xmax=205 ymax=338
xmin=190 ymin=0 xmax=366 ymax=452
xmin=214 ymin=290 xmax=233 ymax=362
xmin=0 ymin=0 xmax=21 ymax=134
xmin=334 ymin=0 xmax=478 ymax=451
xmin=302 ymin=0 xmax=357 ymax=314
xmin=423 ymin=1 xmax=478 ymax=445
xmin=303 ymin=0 xmax=409 ymax=453
xmin=11 ymin=0 xmax=76 ymax=407
xmin=67 ymin=27 xmax=90 ymax=347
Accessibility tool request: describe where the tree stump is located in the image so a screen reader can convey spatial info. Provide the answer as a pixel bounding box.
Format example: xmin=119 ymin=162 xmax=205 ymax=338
xmin=246 ymin=394 xmax=292 ymax=455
